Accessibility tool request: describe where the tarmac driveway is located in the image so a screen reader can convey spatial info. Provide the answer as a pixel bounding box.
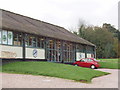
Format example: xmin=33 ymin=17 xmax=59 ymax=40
xmin=1 ymin=69 xmax=118 ymax=88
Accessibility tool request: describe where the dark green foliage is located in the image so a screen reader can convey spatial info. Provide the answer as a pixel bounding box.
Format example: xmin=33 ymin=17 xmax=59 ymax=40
xmin=74 ymin=23 xmax=119 ymax=58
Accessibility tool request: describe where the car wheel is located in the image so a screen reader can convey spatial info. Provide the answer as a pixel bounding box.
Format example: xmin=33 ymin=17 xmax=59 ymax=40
xmin=90 ymin=65 xmax=96 ymax=69
xmin=74 ymin=64 xmax=78 ymax=66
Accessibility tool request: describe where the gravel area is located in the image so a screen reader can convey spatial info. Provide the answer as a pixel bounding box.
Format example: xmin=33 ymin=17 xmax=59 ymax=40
xmin=1 ymin=69 xmax=118 ymax=88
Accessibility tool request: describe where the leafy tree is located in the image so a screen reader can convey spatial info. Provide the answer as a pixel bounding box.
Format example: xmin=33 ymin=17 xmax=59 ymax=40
xmin=113 ymin=38 xmax=118 ymax=57
xmin=78 ymin=24 xmax=85 ymax=38
xmin=73 ymin=23 xmax=119 ymax=58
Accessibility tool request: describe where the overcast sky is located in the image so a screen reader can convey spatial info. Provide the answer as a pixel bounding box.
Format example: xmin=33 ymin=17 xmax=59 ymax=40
xmin=0 ymin=0 xmax=119 ymax=31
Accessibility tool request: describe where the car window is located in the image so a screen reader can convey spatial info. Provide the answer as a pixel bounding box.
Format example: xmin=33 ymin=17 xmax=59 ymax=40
xmin=80 ymin=59 xmax=85 ymax=62
xmin=87 ymin=59 xmax=93 ymax=62
xmin=80 ymin=59 xmax=87 ymax=62
xmin=84 ymin=59 xmax=88 ymax=62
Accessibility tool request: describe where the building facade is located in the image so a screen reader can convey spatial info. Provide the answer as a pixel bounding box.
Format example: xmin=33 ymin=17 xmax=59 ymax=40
xmin=0 ymin=9 xmax=96 ymax=63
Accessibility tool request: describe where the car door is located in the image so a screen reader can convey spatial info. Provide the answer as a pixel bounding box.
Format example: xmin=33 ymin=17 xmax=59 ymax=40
xmin=85 ymin=59 xmax=92 ymax=67
xmin=79 ymin=59 xmax=88 ymax=67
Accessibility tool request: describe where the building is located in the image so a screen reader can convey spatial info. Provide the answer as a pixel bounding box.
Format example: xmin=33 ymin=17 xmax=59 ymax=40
xmin=0 ymin=9 xmax=96 ymax=63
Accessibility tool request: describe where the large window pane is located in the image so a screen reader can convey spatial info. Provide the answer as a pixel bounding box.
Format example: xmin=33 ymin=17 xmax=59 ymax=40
xmin=37 ymin=38 xmax=41 ymax=47
xmin=13 ymin=32 xmax=22 ymax=46
xmin=37 ymin=37 xmax=45 ymax=48
xmin=8 ymin=31 xmax=13 ymax=45
xmin=32 ymin=37 xmax=36 ymax=47
xmin=49 ymin=40 xmax=53 ymax=49
xmin=18 ymin=34 xmax=22 ymax=46
xmin=13 ymin=33 xmax=18 ymax=45
xmin=25 ymin=34 xmax=29 ymax=47
xmin=29 ymin=36 xmax=33 ymax=47
xmin=41 ymin=38 xmax=45 ymax=48
xmin=56 ymin=41 xmax=61 ymax=50
xmin=2 ymin=30 xmax=7 ymax=44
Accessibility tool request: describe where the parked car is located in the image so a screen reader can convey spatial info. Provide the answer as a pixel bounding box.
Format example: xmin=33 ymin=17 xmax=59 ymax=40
xmin=73 ymin=58 xmax=100 ymax=69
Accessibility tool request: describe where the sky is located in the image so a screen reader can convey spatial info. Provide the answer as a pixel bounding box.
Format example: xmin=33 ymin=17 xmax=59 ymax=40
xmin=0 ymin=0 xmax=119 ymax=31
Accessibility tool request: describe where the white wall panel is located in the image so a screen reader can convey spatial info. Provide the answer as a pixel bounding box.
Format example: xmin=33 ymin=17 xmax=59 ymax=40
xmin=0 ymin=45 xmax=22 ymax=58
xmin=87 ymin=53 xmax=92 ymax=58
xmin=76 ymin=52 xmax=85 ymax=61
xmin=26 ymin=48 xmax=45 ymax=59
xmin=0 ymin=45 xmax=46 ymax=59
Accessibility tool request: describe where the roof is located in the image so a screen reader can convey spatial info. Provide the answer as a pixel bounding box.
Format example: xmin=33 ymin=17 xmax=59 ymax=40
xmin=0 ymin=9 xmax=95 ymax=46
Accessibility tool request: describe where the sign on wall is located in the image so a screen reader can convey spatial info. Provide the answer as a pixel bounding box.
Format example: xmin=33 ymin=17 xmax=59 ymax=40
xmin=33 ymin=49 xmax=37 ymax=58
xmin=8 ymin=31 xmax=13 ymax=45
xmin=26 ymin=48 xmax=45 ymax=59
xmin=2 ymin=30 xmax=7 ymax=44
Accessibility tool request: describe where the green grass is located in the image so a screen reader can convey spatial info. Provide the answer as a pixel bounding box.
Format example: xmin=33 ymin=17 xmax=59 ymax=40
xmin=2 ymin=61 xmax=109 ymax=83
xmin=99 ymin=62 xmax=119 ymax=69
xmin=98 ymin=59 xmax=118 ymax=62
xmin=97 ymin=58 xmax=119 ymax=69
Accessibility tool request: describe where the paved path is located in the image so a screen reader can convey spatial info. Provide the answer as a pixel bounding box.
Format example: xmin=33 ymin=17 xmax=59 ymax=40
xmin=1 ymin=69 xmax=118 ymax=88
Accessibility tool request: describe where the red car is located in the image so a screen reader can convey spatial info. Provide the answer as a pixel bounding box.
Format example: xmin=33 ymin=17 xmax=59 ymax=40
xmin=73 ymin=58 xmax=100 ymax=69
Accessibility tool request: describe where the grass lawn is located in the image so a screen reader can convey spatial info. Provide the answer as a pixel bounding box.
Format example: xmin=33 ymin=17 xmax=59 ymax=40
xmin=99 ymin=62 xmax=119 ymax=69
xmin=2 ymin=61 xmax=109 ymax=83
xmin=98 ymin=59 xmax=118 ymax=62
xmin=97 ymin=58 xmax=119 ymax=69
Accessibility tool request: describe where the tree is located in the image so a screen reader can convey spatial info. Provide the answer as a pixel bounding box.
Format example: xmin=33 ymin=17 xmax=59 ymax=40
xmin=73 ymin=22 xmax=118 ymax=58
xmin=113 ymin=38 xmax=118 ymax=57
xmin=73 ymin=31 xmax=78 ymax=35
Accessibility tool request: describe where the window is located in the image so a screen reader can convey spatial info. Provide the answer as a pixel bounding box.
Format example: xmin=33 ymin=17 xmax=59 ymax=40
xmin=13 ymin=32 xmax=22 ymax=46
xmin=18 ymin=34 xmax=22 ymax=46
xmin=26 ymin=35 xmax=37 ymax=47
xmin=37 ymin=37 xmax=45 ymax=48
xmin=32 ymin=37 xmax=36 ymax=47
xmin=25 ymin=34 xmax=29 ymax=47
xmin=13 ymin=33 xmax=18 ymax=45
xmin=64 ymin=43 xmax=67 ymax=50
xmin=29 ymin=36 xmax=33 ymax=47
xmin=86 ymin=46 xmax=94 ymax=53
xmin=56 ymin=41 xmax=61 ymax=50
xmin=37 ymin=38 xmax=40 ymax=47
xmin=80 ymin=59 xmax=87 ymax=62
xmin=8 ymin=31 xmax=13 ymax=45
xmin=37 ymin=38 xmax=41 ymax=47
xmin=0 ymin=30 xmax=14 ymax=45
xmin=49 ymin=40 xmax=54 ymax=49
xmin=77 ymin=44 xmax=84 ymax=52
xmin=41 ymin=38 xmax=45 ymax=48
xmin=87 ymin=59 xmax=93 ymax=62
xmin=2 ymin=30 xmax=8 ymax=44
